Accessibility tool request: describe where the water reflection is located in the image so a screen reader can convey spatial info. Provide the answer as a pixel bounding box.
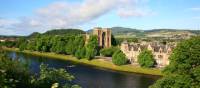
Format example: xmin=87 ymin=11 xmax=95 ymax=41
xmin=6 ymin=51 xmax=160 ymax=88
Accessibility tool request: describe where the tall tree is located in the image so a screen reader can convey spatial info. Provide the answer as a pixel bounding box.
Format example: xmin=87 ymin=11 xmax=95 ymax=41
xmin=138 ymin=49 xmax=155 ymax=68
xmin=150 ymin=36 xmax=200 ymax=88
xmin=85 ymin=35 xmax=98 ymax=60
xmin=112 ymin=50 xmax=128 ymax=66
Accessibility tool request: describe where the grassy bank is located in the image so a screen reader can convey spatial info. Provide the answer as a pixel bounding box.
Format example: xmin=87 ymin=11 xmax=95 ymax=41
xmin=3 ymin=47 xmax=162 ymax=76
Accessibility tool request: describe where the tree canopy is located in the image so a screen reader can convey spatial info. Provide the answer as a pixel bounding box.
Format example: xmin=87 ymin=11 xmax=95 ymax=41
xmin=43 ymin=29 xmax=85 ymax=36
xmin=112 ymin=50 xmax=128 ymax=66
xmin=150 ymin=36 xmax=200 ymax=88
xmin=138 ymin=49 xmax=155 ymax=68
xmin=100 ymin=47 xmax=119 ymax=57
xmin=85 ymin=35 xmax=98 ymax=60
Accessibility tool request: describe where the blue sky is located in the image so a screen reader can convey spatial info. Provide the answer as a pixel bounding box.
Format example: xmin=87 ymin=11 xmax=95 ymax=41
xmin=0 ymin=0 xmax=200 ymax=35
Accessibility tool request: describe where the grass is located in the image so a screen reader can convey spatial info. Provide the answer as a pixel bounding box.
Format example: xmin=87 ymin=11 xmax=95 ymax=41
xmin=3 ymin=47 xmax=163 ymax=76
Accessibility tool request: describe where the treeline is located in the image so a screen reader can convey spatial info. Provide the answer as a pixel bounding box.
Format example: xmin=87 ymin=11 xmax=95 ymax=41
xmin=0 ymin=29 xmax=131 ymax=66
xmin=17 ymin=34 xmax=99 ymax=60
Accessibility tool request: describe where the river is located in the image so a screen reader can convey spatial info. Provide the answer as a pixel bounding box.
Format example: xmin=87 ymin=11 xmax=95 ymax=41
xmin=6 ymin=51 xmax=160 ymax=88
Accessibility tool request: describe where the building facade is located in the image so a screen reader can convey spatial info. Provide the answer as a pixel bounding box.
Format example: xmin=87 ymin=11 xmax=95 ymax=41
xmin=93 ymin=27 xmax=111 ymax=48
xmin=121 ymin=41 xmax=174 ymax=67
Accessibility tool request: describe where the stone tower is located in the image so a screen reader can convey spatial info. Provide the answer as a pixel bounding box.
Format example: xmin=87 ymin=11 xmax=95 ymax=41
xmin=93 ymin=27 xmax=111 ymax=48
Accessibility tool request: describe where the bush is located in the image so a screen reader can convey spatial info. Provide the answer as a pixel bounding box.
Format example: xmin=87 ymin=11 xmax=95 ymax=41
xmin=85 ymin=48 xmax=97 ymax=60
xmin=112 ymin=50 xmax=128 ymax=66
xmin=138 ymin=49 xmax=155 ymax=68
xmin=100 ymin=47 xmax=119 ymax=57
xmin=150 ymin=36 xmax=200 ymax=88
xmin=75 ymin=47 xmax=86 ymax=59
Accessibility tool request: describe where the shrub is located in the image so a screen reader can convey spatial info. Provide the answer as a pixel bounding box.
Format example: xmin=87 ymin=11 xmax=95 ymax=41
xmin=138 ymin=49 xmax=155 ymax=68
xmin=85 ymin=48 xmax=97 ymax=60
xmin=112 ymin=50 xmax=128 ymax=65
xmin=100 ymin=47 xmax=119 ymax=57
xmin=75 ymin=47 xmax=86 ymax=59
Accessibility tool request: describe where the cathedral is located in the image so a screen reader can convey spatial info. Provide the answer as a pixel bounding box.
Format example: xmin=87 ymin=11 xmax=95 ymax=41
xmin=92 ymin=27 xmax=112 ymax=48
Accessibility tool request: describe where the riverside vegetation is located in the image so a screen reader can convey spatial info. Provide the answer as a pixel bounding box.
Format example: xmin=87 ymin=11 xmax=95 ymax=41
xmin=150 ymin=36 xmax=200 ymax=88
xmin=0 ymin=29 xmax=162 ymax=76
xmin=0 ymin=47 xmax=81 ymax=88
xmin=0 ymin=29 xmax=129 ymax=66
xmin=1 ymin=29 xmax=200 ymax=87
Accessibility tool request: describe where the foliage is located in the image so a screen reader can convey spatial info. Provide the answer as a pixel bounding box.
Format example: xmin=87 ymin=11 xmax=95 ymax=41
xmin=115 ymin=37 xmax=138 ymax=45
xmin=112 ymin=50 xmax=128 ymax=66
xmin=27 ymin=32 xmax=41 ymax=38
xmin=150 ymin=74 xmax=193 ymax=88
xmin=100 ymin=47 xmax=119 ymax=57
xmin=75 ymin=47 xmax=86 ymax=59
xmin=150 ymin=36 xmax=200 ymax=88
xmin=2 ymin=29 xmax=101 ymax=61
xmin=17 ymin=38 xmax=28 ymax=51
xmin=15 ymin=34 xmax=86 ymax=56
xmin=138 ymin=49 xmax=155 ymax=68
xmin=85 ymin=35 xmax=98 ymax=60
xmin=0 ymin=41 xmax=16 ymax=48
xmin=86 ymin=35 xmax=98 ymax=49
xmin=43 ymin=29 xmax=85 ymax=36
xmin=32 ymin=64 xmax=80 ymax=88
xmin=0 ymin=49 xmax=81 ymax=88
xmin=111 ymin=34 xmax=117 ymax=46
xmin=85 ymin=48 xmax=97 ymax=60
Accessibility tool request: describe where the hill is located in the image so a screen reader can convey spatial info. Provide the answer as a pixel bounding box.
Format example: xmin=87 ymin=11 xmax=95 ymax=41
xmin=110 ymin=27 xmax=200 ymax=38
xmin=43 ymin=29 xmax=85 ymax=35
xmin=27 ymin=29 xmax=85 ymax=38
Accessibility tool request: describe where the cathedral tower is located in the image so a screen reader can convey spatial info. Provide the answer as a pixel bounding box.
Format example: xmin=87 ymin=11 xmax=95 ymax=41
xmin=93 ymin=27 xmax=111 ymax=48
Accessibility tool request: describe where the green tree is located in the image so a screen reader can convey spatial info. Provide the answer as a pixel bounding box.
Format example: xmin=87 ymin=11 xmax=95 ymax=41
xmin=111 ymin=34 xmax=117 ymax=46
xmin=32 ymin=64 xmax=80 ymax=88
xmin=112 ymin=50 xmax=128 ymax=66
xmin=85 ymin=35 xmax=98 ymax=60
xmin=85 ymin=48 xmax=97 ymax=60
xmin=138 ymin=49 xmax=155 ymax=68
xmin=75 ymin=47 xmax=86 ymax=59
xmin=17 ymin=38 xmax=28 ymax=51
xmin=0 ymin=50 xmax=81 ymax=88
xmin=86 ymin=35 xmax=98 ymax=49
xmin=150 ymin=36 xmax=200 ymax=88
xmin=100 ymin=47 xmax=119 ymax=57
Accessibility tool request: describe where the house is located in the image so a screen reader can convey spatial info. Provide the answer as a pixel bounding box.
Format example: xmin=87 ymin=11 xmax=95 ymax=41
xmin=121 ymin=41 xmax=175 ymax=67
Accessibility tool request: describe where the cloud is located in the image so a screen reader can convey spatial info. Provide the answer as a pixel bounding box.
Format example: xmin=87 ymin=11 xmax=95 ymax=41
xmin=0 ymin=0 xmax=152 ymax=35
xmin=0 ymin=18 xmax=18 ymax=28
xmin=0 ymin=18 xmax=19 ymax=35
xmin=118 ymin=9 xmax=154 ymax=18
xmin=189 ymin=7 xmax=200 ymax=11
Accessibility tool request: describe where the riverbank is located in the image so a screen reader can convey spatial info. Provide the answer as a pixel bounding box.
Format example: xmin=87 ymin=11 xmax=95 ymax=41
xmin=3 ymin=47 xmax=162 ymax=76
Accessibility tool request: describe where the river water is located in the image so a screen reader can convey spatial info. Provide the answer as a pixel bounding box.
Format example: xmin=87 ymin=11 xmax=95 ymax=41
xmin=6 ymin=51 xmax=160 ymax=88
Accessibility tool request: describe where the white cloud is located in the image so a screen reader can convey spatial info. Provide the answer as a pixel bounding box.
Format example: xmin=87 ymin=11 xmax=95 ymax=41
xmin=189 ymin=7 xmax=200 ymax=11
xmin=0 ymin=0 xmax=152 ymax=35
xmin=0 ymin=18 xmax=18 ymax=27
xmin=118 ymin=9 xmax=154 ymax=18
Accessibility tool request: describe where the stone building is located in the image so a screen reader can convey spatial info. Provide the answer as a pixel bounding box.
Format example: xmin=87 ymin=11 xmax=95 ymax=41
xmin=121 ymin=41 xmax=174 ymax=67
xmin=93 ymin=27 xmax=111 ymax=48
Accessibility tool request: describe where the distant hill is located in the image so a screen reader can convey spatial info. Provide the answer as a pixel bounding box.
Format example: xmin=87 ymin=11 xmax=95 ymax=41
xmin=27 ymin=29 xmax=85 ymax=38
xmin=2 ymin=27 xmax=200 ymax=39
xmin=110 ymin=27 xmax=142 ymax=34
xmin=110 ymin=27 xmax=200 ymax=38
xmin=43 ymin=29 xmax=85 ymax=35
xmin=0 ymin=35 xmax=23 ymax=38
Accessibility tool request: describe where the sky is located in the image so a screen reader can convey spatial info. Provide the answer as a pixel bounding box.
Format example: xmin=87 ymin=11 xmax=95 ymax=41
xmin=0 ymin=0 xmax=200 ymax=35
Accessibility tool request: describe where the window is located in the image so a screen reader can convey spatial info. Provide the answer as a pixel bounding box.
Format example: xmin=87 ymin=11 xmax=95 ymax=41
xmin=158 ymin=55 xmax=163 ymax=58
